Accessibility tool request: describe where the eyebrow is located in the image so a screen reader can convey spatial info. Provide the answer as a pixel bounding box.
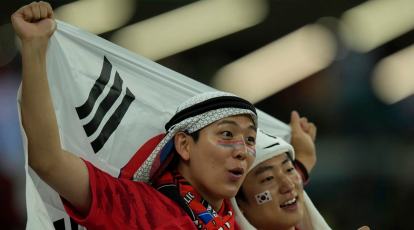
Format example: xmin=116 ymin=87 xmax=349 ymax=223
xmin=216 ymin=119 xmax=256 ymax=132
xmin=254 ymin=155 xmax=291 ymax=176
xmin=283 ymin=151 xmax=296 ymax=163
xmin=282 ymin=153 xmax=293 ymax=165
xmin=254 ymin=165 xmax=274 ymax=176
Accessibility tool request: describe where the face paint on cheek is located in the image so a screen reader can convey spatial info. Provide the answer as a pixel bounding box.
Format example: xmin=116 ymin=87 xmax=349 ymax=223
xmin=217 ymin=140 xmax=256 ymax=156
xmin=255 ymin=190 xmax=272 ymax=205
xmin=246 ymin=146 xmax=256 ymax=157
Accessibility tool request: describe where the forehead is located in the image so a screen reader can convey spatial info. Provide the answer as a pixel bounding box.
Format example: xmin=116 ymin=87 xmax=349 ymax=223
xmin=212 ymin=115 xmax=256 ymax=129
xmin=252 ymin=154 xmax=290 ymax=175
xmin=242 ymin=154 xmax=290 ymax=191
xmin=243 ymin=154 xmax=290 ymax=187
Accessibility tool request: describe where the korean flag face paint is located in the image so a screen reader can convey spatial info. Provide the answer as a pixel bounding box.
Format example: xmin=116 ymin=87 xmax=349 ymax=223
xmin=217 ymin=140 xmax=256 ymax=157
xmin=255 ymin=190 xmax=272 ymax=205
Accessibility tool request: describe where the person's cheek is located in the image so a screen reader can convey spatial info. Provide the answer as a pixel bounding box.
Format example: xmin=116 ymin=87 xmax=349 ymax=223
xmin=293 ymin=171 xmax=303 ymax=189
xmin=254 ymin=190 xmax=273 ymax=205
xmin=246 ymin=154 xmax=255 ymax=167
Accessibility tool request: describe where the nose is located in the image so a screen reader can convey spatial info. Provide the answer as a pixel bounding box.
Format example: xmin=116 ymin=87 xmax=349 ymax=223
xmin=278 ymin=175 xmax=295 ymax=194
xmin=232 ymin=137 xmax=248 ymax=161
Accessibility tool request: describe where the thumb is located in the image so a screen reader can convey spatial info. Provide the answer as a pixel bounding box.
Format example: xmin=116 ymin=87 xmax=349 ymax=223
xmin=290 ymin=110 xmax=301 ymax=131
xmin=50 ymin=19 xmax=57 ymax=36
xmin=357 ymin=226 xmax=370 ymax=230
xmin=39 ymin=18 xmax=56 ymax=37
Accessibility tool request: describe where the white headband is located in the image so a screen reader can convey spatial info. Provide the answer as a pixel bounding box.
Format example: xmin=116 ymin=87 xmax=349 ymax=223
xmin=231 ymin=129 xmax=331 ymax=230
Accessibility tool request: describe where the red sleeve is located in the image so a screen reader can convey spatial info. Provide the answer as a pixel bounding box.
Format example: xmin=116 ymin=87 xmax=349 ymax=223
xmin=62 ymin=160 xmax=195 ymax=230
xmin=294 ymin=160 xmax=310 ymax=185
xmin=62 ymin=160 xmax=142 ymax=229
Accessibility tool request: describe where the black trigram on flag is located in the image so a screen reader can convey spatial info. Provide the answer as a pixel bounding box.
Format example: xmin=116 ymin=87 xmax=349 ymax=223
xmin=75 ymin=56 xmax=135 ymax=153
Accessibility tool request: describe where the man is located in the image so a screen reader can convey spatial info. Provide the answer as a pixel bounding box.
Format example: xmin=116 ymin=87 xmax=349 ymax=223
xmin=12 ymin=2 xmax=257 ymax=229
xmin=232 ymin=111 xmax=332 ymax=230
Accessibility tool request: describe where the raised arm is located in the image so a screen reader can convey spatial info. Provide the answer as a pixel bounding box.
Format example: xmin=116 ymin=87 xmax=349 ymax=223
xmin=289 ymin=110 xmax=317 ymax=173
xmin=12 ymin=1 xmax=91 ymax=214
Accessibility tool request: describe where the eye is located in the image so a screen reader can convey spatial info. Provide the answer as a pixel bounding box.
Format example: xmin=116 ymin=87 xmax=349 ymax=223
xmin=246 ymin=136 xmax=256 ymax=145
xmin=221 ymin=131 xmax=233 ymax=138
xmin=260 ymin=176 xmax=274 ymax=184
xmin=287 ymin=167 xmax=295 ymax=173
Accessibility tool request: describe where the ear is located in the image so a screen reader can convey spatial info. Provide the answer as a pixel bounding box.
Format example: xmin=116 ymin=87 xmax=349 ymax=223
xmin=174 ymin=132 xmax=191 ymax=161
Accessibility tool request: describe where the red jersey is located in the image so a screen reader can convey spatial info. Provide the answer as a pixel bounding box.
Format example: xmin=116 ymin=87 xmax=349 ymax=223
xmin=62 ymin=160 xmax=197 ymax=229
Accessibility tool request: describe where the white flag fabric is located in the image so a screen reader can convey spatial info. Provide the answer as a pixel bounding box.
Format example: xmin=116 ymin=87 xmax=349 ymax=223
xmin=18 ymin=20 xmax=291 ymax=230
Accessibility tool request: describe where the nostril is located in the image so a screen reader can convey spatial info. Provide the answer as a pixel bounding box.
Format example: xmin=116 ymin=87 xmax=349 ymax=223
xmin=235 ymin=152 xmax=246 ymax=160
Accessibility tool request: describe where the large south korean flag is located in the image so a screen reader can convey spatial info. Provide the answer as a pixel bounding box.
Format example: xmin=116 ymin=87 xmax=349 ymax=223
xmin=18 ymin=20 xmax=290 ymax=230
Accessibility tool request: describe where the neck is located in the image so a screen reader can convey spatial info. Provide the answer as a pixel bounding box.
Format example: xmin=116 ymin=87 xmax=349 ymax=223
xmin=256 ymin=222 xmax=296 ymax=230
xmin=177 ymin=164 xmax=223 ymax=211
xmin=260 ymin=226 xmax=295 ymax=230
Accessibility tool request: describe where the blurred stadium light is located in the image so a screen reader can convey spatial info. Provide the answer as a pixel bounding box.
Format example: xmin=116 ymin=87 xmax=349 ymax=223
xmin=212 ymin=24 xmax=336 ymax=103
xmin=110 ymin=0 xmax=268 ymax=60
xmin=372 ymin=44 xmax=414 ymax=104
xmin=54 ymin=0 xmax=136 ymax=34
xmin=340 ymin=0 xmax=414 ymax=52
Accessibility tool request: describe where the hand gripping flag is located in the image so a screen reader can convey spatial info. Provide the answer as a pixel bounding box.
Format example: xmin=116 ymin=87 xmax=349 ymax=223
xmin=18 ymin=21 xmax=291 ymax=230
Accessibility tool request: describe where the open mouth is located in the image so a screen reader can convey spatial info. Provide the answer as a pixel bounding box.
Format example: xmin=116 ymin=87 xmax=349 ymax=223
xmin=280 ymin=197 xmax=298 ymax=208
xmin=228 ymin=167 xmax=245 ymax=177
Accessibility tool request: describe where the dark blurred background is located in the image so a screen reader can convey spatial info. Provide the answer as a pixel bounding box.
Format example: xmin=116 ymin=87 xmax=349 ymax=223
xmin=1 ymin=0 xmax=414 ymax=229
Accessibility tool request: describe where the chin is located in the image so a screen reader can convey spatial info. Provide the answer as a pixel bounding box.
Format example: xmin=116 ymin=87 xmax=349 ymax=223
xmin=271 ymin=214 xmax=302 ymax=229
xmin=222 ymin=190 xmax=238 ymax=199
xmin=284 ymin=211 xmax=304 ymax=227
xmin=211 ymin=178 xmax=243 ymax=199
xmin=219 ymin=185 xmax=240 ymax=199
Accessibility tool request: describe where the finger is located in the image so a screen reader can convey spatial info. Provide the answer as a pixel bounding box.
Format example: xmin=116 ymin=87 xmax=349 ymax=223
xmin=39 ymin=3 xmax=48 ymax=18
xmin=290 ymin=111 xmax=302 ymax=131
xmin=300 ymin=117 xmax=308 ymax=123
xmin=308 ymin=122 xmax=317 ymax=141
xmin=300 ymin=117 xmax=310 ymax=131
xmin=30 ymin=3 xmax=41 ymax=21
xmin=11 ymin=6 xmax=24 ymax=22
xmin=39 ymin=1 xmax=54 ymax=18
xmin=22 ymin=5 xmax=34 ymax=21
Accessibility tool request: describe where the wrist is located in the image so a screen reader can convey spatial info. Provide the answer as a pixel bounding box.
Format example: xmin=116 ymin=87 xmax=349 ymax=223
xmin=20 ymin=39 xmax=49 ymax=58
xmin=294 ymin=150 xmax=316 ymax=172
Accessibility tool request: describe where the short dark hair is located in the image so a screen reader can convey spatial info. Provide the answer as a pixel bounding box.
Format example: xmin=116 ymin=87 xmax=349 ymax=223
xmin=186 ymin=130 xmax=200 ymax=142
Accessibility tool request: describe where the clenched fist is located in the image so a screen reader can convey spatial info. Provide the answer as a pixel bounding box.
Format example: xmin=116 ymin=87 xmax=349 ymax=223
xmin=11 ymin=1 xmax=55 ymax=46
